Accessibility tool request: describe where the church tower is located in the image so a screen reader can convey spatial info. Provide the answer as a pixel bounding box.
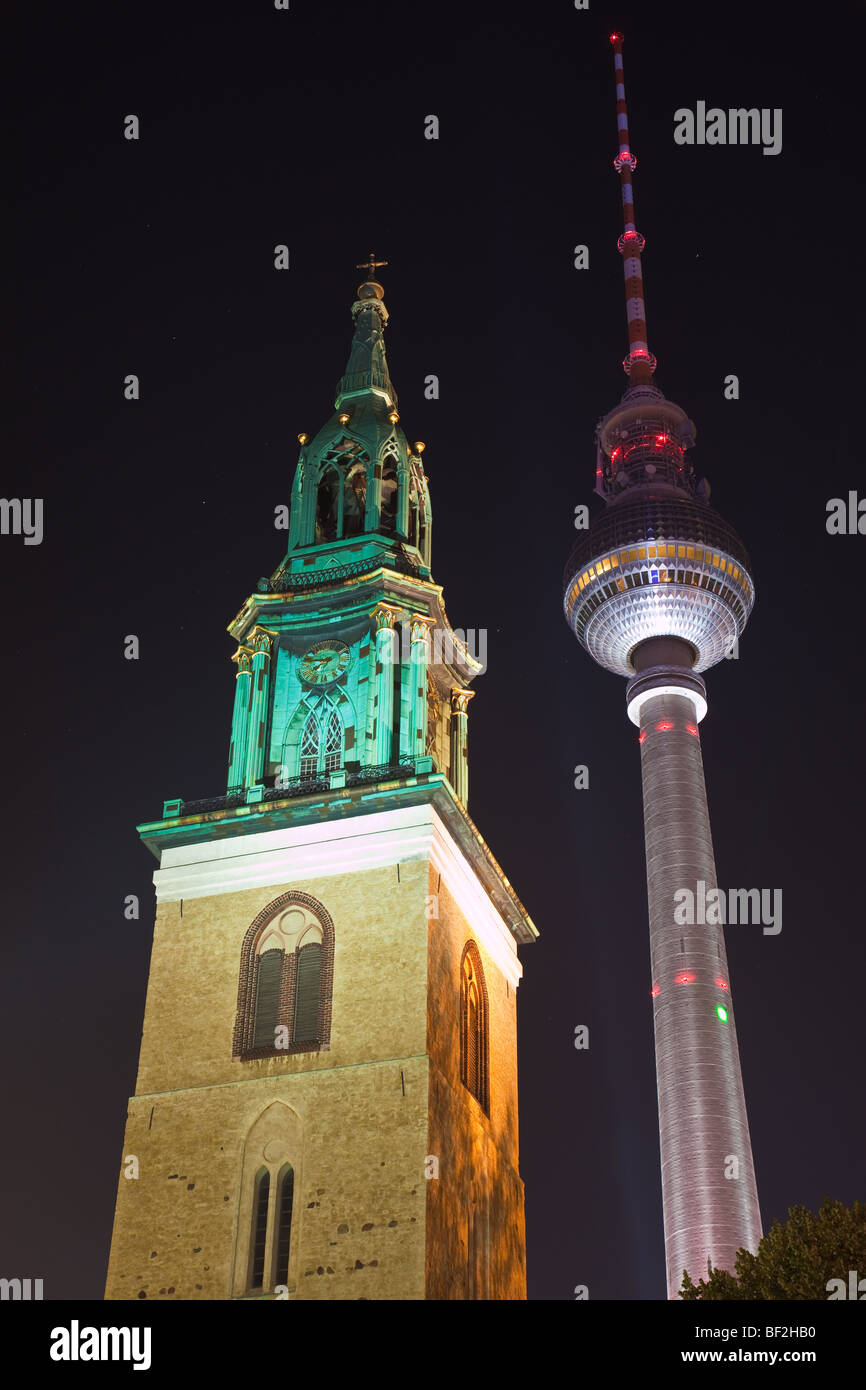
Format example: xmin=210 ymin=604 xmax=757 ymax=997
xmin=105 ymin=259 xmax=537 ymax=1302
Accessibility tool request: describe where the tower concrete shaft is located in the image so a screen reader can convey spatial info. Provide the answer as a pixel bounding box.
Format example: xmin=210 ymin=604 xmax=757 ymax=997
xmin=631 ymin=666 xmax=762 ymax=1296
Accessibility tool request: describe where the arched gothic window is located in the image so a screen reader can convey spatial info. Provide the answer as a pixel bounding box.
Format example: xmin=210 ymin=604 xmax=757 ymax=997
xmin=380 ymin=456 xmax=398 ymax=533
xmin=274 ymin=1164 xmax=295 ymax=1287
xmin=245 ymin=1163 xmax=296 ymax=1293
xmin=315 ymin=468 xmax=339 ymax=543
xmin=343 ymin=462 xmax=367 ymax=537
xmin=233 ymin=1106 xmax=301 ymax=1299
xmin=408 ymin=479 xmax=420 ymax=548
xmin=460 ymin=942 xmax=489 ymax=1113
xmin=298 ymin=698 xmax=343 ymax=781
xmin=234 ymin=893 xmax=335 ymax=1059
xmin=249 ymin=1169 xmax=270 ymax=1290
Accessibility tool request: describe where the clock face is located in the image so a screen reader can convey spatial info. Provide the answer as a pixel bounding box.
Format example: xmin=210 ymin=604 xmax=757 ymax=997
xmin=299 ymin=640 xmax=351 ymax=686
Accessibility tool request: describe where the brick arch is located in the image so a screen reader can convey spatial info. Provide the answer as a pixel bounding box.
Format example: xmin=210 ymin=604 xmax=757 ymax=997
xmin=233 ymin=891 xmax=335 ymax=1059
xmin=460 ymin=940 xmax=490 ymax=1115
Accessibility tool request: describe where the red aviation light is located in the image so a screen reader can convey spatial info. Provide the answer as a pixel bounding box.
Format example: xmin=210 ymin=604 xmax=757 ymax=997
xmin=655 ymin=434 xmax=668 ymax=446
xmin=650 ymin=983 xmax=660 ymax=998
xmin=674 ymin=972 xmax=696 ymax=985
xmin=715 ymin=977 xmax=729 ymax=991
xmin=638 ymin=729 xmax=647 ymax=744
xmin=655 ymin=718 xmax=674 ymax=731
xmin=686 ymin=722 xmax=699 ymax=737
xmin=610 ymin=32 xmax=623 ymax=44
xmin=611 ymin=446 xmax=622 ymax=462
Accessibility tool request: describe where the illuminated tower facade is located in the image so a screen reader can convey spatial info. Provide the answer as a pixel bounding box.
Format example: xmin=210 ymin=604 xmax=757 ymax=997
xmin=563 ymin=39 xmax=761 ymax=1297
xmin=105 ymin=260 xmax=536 ymax=1301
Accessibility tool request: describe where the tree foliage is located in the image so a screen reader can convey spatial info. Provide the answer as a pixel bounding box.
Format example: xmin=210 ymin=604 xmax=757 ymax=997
xmin=679 ymin=1198 xmax=866 ymax=1300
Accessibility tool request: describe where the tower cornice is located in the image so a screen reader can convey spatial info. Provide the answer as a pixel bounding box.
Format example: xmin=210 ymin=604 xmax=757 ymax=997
xmin=137 ymin=777 xmax=537 ymax=950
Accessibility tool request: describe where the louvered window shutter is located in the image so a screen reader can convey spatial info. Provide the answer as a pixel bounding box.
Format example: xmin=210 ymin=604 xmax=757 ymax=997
xmin=252 ymin=949 xmax=283 ymax=1049
xmin=293 ymin=942 xmax=323 ymax=1042
xmin=274 ymin=1166 xmax=294 ymax=1286
xmin=250 ymin=1169 xmax=270 ymax=1289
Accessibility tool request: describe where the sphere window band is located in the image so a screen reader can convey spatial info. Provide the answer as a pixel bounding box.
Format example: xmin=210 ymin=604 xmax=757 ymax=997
xmin=568 ymin=567 xmax=750 ymax=619
xmin=574 ymin=546 xmax=748 ymax=592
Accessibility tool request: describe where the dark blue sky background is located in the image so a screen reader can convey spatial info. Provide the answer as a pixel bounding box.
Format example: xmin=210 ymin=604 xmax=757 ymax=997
xmin=2 ymin=0 xmax=864 ymax=1300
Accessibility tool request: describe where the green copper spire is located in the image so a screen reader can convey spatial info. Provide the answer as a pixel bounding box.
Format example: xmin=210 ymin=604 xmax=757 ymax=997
xmin=285 ymin=256 xmax=431 ymax=571
xmin=335 ymin=253 xmax=396 ymax=410
xmin=151 ymin=261 xmax=493 ymax=850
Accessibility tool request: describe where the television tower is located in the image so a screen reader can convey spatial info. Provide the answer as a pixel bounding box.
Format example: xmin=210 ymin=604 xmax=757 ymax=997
xmin=563 ymin=34 xmax=762 ymax=1297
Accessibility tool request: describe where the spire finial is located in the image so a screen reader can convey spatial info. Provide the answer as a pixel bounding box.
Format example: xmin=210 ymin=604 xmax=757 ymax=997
xmin=355 ymin=251 xmax=388 ymax=301
xmin=356 ymin=251 xmax=388 ymax=280
xmin=609 ymin=34 xmax=656 ymax=385
xmin=336 ymin=252 xmax=395 ymax=406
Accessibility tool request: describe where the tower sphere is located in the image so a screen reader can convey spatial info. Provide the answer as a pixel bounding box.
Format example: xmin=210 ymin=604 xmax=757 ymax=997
xmin=563 ymin=491 xmax=754 ymax=677
xmin=563 ymin=389 xmax=754 ymax=678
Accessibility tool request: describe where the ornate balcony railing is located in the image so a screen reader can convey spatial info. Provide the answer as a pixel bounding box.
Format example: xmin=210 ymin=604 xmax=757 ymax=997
xmin=170 ymin=758 xmax=421 ymax=819
xmin=346 ymin=759 xmax=416 ymax=787
xmin=264 ymin=776 xmax=331 ymax=800
xmin=173 ymin=792 xmax=245 ymax=816
xmin=264 ymin=547 xmax=420 ymax=593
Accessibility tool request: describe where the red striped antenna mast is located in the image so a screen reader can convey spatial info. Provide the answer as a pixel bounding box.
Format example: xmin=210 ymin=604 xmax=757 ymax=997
xmin=610 ymin=32 xmax=657 ymax=385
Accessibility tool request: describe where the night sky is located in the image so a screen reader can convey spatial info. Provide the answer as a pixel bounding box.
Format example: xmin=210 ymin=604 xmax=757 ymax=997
xmin=3 ymin=0 xmax=864 ymax=1302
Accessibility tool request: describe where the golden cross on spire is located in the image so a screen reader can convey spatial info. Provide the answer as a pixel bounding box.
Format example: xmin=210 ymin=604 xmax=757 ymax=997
xmin=356 ymin=251 xmax=388 ymax=281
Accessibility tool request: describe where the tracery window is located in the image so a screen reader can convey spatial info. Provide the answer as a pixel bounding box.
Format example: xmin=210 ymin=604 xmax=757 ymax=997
xmin=233 ymin=893 xmax=335 ymax=1059
xmin=233 ymin=1105 xmax=301 ymax=1299
xmin=298 ymin=698 xmax=343 ymax=781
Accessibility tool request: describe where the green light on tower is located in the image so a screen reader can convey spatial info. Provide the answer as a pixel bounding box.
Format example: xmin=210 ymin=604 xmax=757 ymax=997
xmin=716 ymin=1004 xmax=728 ymax=1022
